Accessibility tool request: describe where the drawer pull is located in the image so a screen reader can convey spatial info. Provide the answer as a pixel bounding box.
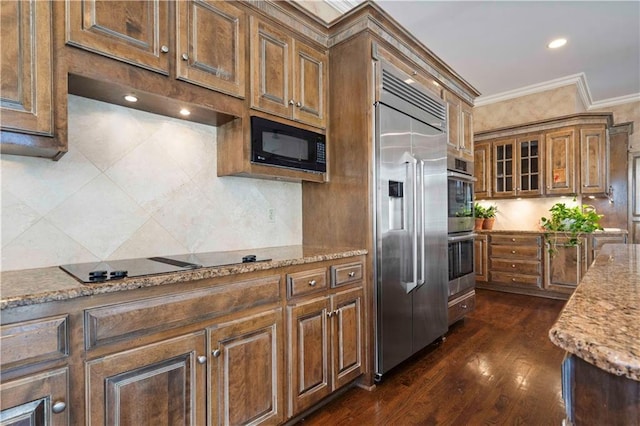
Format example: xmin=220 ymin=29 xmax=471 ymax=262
xmin=512 ymin=264 xmax=516 ymax=268
xmin=52 ymin=401 xmax=66 ymax=414
xmin=212 ymin=349 xmax=221 ymax=358
xmin=197 ymin=355 xmax=207 ymax=364
xmin=511 ymin=250 xmax=516 ymax=254
xmin=511 ymin=238 xmax=516 ymax=242
xmin=309 ymin=279 xmax=317 ymax=287
xmin=348 ymin=271 xmax=355 ymax=277
xmin=511 ymin=278 xmax=516 ymax=282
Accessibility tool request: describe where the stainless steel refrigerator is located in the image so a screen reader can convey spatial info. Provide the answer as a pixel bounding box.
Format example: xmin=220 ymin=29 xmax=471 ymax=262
xmin=374 ymin=66 xmax=448 ymax=380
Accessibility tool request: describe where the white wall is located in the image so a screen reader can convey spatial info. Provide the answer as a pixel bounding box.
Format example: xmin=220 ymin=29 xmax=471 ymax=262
xmin=1 ymin=95 xmax=302 ymax=271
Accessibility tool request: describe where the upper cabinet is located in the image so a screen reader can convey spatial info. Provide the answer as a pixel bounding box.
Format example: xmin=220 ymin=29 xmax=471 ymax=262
xmin=474 ymin=114 xmax=613 ymax=200
xmin=250 ymin=16 xmax=327 ymax=129
xmin=0 ymin=0 xmax=59 ymax=158
xmin=66 ymin=0 xmax=246 ymax=98
xmin=444 ymin=91 xmax=473 ymax=162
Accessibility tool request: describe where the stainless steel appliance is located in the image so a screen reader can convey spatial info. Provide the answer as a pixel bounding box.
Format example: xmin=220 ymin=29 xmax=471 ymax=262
xmin=447 ymin=168 xmax=475 ymax=234
xmin=447 ymin=232 xmax=476 ymax=297
xmin=251 ymin=116 xmax=326 ymax=173
xmin=374 ymin=65 xmax=448 ymax=380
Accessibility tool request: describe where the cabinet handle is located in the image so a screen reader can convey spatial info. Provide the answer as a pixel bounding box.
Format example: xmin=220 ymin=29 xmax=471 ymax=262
xmin=511 ymin=278 xmax=516 ymax=282
xmin=308 ymin=279 xmax=317 ymax=287
xmin=161 ymin=45 xmax=169 ymax=53
xmin=181 ymin=53 xmax=189 ymax=61
xmin=348 ymin=271 xmax=355 ymax=277
xmin=289 ymin=99 xmax=295 ymax=105
xmin=327 ymin=311 xmax=333 ymax=318
xmin=511 ymin=264 xmax=516 ymax=268
xmin=52 ymin=401 xmax=66 ymax=414
xmin=461 ymin=304 xmax=468 ymax=309
xmin=511 ymin=250 xmax=516 ymax=254
xmin=511 ymin=238 xmax=516 ymax=242
xmin=212 ymin=349 xmax=221 ymax=357
xmin=197 ymin=355 xmax=207 ymax=364
xmin=296 ymin=101 xmax=302 ymax=107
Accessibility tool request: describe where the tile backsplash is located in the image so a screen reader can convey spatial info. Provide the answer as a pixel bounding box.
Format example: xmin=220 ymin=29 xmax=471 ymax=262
xmin=1 ymin=95 xmax=302 ymax=271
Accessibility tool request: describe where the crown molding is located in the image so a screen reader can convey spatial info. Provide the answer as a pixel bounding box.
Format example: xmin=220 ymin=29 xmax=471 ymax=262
xmin=475 ymin=72 xmax=639 ymax=110
xmin=323 ymin=0 xmax=362 ymax=14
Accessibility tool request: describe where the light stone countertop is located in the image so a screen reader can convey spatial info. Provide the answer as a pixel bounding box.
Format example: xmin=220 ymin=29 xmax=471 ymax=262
xmin=549 ymin=244 xmax=640 ymax=381
xmin=0 ymin=246 xmax=367 ymax=310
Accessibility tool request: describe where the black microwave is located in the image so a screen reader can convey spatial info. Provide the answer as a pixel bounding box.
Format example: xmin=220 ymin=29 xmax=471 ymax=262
xmin=251 ymin=116 xmax=326 ymax=173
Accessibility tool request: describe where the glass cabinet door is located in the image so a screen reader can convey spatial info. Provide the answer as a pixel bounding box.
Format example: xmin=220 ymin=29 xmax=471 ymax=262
xmin=516 ymin=135 xmax=543 ymax=196
xmin=493 ymin=139 xmax=514 ymax=196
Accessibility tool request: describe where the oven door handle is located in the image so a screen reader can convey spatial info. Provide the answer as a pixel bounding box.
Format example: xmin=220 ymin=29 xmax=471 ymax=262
xmin=447 ymin=233 xmax=478 ymax=243
xmin=447 ymin=170 xmax=477 ymax=182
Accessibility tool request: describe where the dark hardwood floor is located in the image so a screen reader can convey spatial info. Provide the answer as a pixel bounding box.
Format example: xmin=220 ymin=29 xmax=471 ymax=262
xmin=297 ymin=289 xmax=568 ymax=425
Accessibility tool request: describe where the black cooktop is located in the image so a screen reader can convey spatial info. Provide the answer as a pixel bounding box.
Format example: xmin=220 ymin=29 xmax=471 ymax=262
xmin=60 ymin=252 xmax=270 ymax=284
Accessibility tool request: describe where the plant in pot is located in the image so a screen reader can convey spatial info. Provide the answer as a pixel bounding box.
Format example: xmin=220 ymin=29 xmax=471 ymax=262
xmin=482 ymin=205 xmax=498 ymax=230
xmin=473 ymin=203 xmax=485 ymax=230
xmin=540 ymin=202 xmax=604 ymax=255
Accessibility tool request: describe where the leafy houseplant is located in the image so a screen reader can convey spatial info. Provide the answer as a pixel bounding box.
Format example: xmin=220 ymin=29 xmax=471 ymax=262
xmin=481 ymin=205 xmax=497 ymax=230
xmin=540 ymin=202 xmax=604 ymax=255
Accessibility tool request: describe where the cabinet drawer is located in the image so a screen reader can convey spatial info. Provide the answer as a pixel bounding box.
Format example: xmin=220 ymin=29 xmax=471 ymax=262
xmin=287 ymin=268 xmax=328 ymax=299
xmin=1 ymin=315 xmax=68 ymax=370
xmin=490 ymin=271 xmax=541 ymax=287
xmin=448 ymin=290 xmax=475 ymax=325
xmin=490 ymin=235 xmax=541 ymax=246
xmin=490 ymin=259 xmax=541 ymax=275
xmin=331 ymin=262 xmax=363 ymax=287
xmin=490 ymin=244 xmax=540 ymax=259
xmin=85 ymin=275 xmax=281 ymax=350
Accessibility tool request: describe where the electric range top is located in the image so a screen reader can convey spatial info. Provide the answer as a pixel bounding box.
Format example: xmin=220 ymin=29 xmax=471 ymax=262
xmin=60 ymin=252 xmax=270 ymax=284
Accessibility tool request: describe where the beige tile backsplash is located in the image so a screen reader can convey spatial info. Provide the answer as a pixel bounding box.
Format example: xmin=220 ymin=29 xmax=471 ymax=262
xmin=1 ymin=95 xmax=302 ymax=271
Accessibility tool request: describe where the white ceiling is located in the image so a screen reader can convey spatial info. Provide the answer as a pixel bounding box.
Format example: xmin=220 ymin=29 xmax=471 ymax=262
xmin=332 ymin=1 xmax=640 ymax=107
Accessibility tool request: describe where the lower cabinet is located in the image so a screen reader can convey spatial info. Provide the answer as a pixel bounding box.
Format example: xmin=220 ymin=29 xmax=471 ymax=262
xmin=544 ymin=237 xmax=588 ymax=294
xmin=287 ymin=286 xmax=364 ymax=417
xmin=86 ymin=332 xmax=207 ymax=425
xmin=208 ymin=309 xmax=284 ymax=426
xmin=0 ymin=367 xmax=69 ymax=426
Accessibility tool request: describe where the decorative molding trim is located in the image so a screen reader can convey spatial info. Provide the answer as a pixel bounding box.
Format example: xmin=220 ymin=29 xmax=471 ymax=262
xmin=324 ymin=0 xmax=362 ymax=14
xmin=475 ymin=72 xmax=640 ymax=110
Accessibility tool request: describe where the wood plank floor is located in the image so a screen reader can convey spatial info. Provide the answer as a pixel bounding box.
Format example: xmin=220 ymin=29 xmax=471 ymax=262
xmin=297 ymin=289 xmax=568 ymax=425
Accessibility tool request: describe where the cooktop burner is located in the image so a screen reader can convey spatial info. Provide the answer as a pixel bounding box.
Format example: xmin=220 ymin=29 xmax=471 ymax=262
xmin=60 ymin=252 xmax=271 ymax=284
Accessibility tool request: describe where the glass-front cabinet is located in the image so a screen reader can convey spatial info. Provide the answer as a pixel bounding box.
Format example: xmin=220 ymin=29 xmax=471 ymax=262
xmin=492 ymin=135 xmax=543 ymax=198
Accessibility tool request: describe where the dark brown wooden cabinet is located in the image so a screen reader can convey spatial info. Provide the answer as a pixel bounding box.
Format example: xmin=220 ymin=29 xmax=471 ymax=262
xmin=579 ymin=126 xmax=608 ymax=194
xmin=545 ymin=127 xmax=577 ymax=196
xmin=208 ymin=309 xmax=284 ymax=426
xmin=0 ymin=368 xmax=69 ymax=426
xmin=544 ymin=236 xmax=589 ymax=294
xmin=444 ymin=91 xmax=474 ymax=163
xmin=491 ymin=135 xmax=543 ymax=198
xmin=250 ymin=16 xmax=327 ymax=128
xmin=474 ymin=142 xmax=492 ymax=199
xmin=86 ymin=332 xmax=207 ymax=425
xmin=474 ymin=234 xmax=488 ymax=282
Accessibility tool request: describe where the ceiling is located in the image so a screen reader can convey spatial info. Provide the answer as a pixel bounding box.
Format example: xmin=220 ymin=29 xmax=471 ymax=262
xmin=325 ymin=1 xmax=640 ymax=107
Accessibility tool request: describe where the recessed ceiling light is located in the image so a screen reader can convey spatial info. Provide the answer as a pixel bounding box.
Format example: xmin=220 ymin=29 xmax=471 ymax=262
xmin=548 ymin=38 xmax=567 ymax=49
xmin=124 ymin=95 xmax=138 ymax=103
xmin=179 ymin=108 xmax=191 ymax=116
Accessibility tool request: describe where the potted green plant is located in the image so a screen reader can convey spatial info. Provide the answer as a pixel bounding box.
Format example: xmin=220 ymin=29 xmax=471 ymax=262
xmin=540 ymin=202 xmax=604 ymax=255
xmin=473 ymin=203 xmax=485 ymax=230
xmin=482 ymin=205 xmax=498 ymax=230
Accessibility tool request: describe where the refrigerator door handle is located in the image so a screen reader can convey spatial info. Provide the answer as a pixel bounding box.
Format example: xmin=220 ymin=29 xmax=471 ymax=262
xmin=417 ymin=159 xmax=426 ymax=288
xmin=401 ymin=151 xmax=418 ymax=294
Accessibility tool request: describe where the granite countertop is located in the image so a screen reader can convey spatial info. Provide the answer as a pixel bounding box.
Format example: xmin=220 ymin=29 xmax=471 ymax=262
xmin=549 ymin=244 xmax=640 ymax=381
xmin=0 ymin=246 xmax=367 ymax=310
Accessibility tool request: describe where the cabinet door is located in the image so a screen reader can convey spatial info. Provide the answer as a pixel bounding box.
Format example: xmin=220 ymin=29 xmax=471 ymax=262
xmin=515 ymin=135 xmax=543 ymax=196
xmin=444 ymin=91 xmax=461 ymax=157
xmin=492 ymin=138 xmax=516 ymax=197
xmin=65 ymin=0 xmax=170 ymax=74
xmin=474 ymin=142 xmax=491 ymax=199
xmin=580 ymin=126 xmax=608 ymax=194
xmin=545 ymin=127 xmax=577 ymax=195
xmin=208 ymin=309 xmax=283 ymax=426
xmin=474 ymin=235 xmax=488 ymax=282
xmin=86 ymin=332 xmax=206 ymax=425
xmin=250 ymin=17 xmax=292 ymax=118
xmin=177 ymin=0 xmax=246 ymax=98
xmin=0 ymin=368 xmax=68 ymax=426
xmin=287 ymin=297 xmax=331 ymax=417
xmin=0 ymin=0 xmax=53 ymax=135
xmin=460 ymin=104 xmax=474 ymax=162
xmin=292 ymin=40 xmax=327 ymax=128
xmin=544 ymin=237 xmax=588 ymax=294
xmin=330 ymin=287 xmax=364 ymax=390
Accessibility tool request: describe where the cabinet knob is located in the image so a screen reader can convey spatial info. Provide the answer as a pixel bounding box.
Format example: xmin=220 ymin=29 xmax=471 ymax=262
xmin=212 ymin=349 xmax=221 ymax=357
xmin=511 ymin=250 xmax=516 ymax=254
xmin=181 ymin=53 xmax=189 ymax=61
xmin=289 ymin=99 xmax=295 ymax=105
xmin=52 ymin=401 xmax=66 ymax=414
xmin=161 ymin=45 xmax=169 ymax=53
xmin=511 ymin=238 xmax=516 ymax=242
xmin=197 ymin=355 xmax=207 ymax=364
xmin=296 ymin=101 xmax=302 ymax=107
xmin=327 ymin=311 xmax=333 ymax=318
xmin=511 ymin=264 xmax=516 ymax=268
xmin=348 ymin=271 xmax=355 ymax=277
xmin=511 ymin=278 xmax=516 ymax=282
xmin=461 ymin=304 xmax=468 ymax=309
xmin=308 ymin=279 xmax=317 ymax=287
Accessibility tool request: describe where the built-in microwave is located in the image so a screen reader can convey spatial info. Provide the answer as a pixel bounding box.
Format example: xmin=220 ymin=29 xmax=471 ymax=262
xmin=251 ymin=116 xmax=326 ymax=173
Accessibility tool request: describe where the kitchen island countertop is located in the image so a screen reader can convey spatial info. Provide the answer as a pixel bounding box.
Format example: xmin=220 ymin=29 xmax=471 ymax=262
xmin=549 ymin=244 xmax=640 ymax=381
xmin=0 ymin=246 xmax=367 ymax=310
